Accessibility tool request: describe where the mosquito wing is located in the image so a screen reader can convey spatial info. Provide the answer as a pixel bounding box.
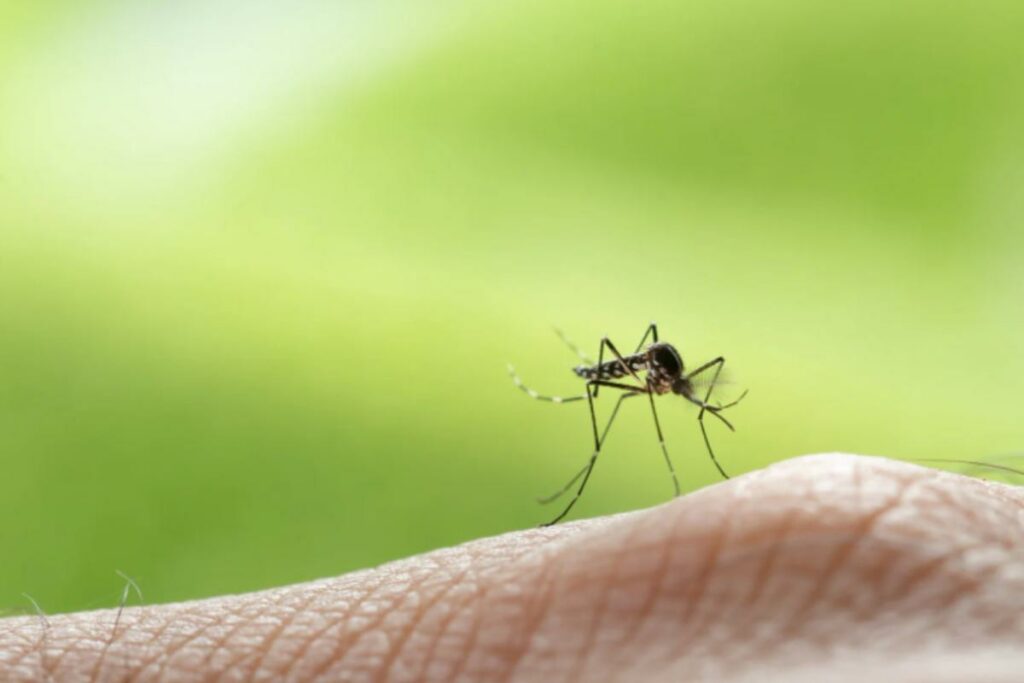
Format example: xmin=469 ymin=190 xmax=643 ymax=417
xmin=688 ymin=365 xmax=743 ymax=402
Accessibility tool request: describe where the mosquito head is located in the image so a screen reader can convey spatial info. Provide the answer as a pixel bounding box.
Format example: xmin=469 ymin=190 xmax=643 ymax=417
xmin=648 ymin=342 xmax=684 ymax=378
xmin=671 ymin=376 xmax=695 ymax=398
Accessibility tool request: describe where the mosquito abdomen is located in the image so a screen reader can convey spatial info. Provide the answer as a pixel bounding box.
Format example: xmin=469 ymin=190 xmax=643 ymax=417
xmin=574 ymin=355 xmax=648 ymax=380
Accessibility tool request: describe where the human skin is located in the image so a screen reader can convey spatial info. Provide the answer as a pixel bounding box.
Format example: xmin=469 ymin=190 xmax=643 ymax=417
xmin=1 ymin=454 xmax=1023 ymax=682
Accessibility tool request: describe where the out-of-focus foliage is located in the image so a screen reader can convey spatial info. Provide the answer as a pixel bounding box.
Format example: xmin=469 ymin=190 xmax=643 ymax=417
xmin=2 ymin=0 xmax=1023 ymax=612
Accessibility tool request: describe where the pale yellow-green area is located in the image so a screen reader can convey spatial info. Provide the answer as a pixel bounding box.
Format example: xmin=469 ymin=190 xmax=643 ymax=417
xmin=1 ymin=0 xmax=1023 ymax=611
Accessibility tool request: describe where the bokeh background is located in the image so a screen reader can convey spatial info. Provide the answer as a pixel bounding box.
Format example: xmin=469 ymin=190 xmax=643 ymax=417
xmin=2 ymin=0 xmax=1023 ymax=614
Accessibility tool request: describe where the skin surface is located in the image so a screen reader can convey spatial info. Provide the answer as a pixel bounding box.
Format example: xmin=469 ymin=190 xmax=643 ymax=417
xmin=2 ymin=453 xmax=1023 ymax=682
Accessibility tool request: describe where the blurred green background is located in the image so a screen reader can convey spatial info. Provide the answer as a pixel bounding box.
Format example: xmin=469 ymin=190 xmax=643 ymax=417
xmin=2 ymin=0 xmax=1023 ymax=614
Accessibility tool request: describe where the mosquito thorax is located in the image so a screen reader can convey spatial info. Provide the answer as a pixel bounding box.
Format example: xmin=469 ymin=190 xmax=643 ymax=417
xmin=647 ymin=342 xmax=684 ymax=377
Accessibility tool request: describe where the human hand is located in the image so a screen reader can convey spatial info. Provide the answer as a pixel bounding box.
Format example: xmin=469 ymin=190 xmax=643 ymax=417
xmin=3 ymin=454 xmax=1023 ymax=682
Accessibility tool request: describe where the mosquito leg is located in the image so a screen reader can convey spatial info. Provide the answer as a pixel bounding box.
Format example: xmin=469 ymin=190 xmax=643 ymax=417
xmin=508 ymin=364 xmax=586 ymax=404
xmin=542 ymin=383 xmax=648 ymax=525
xmin=537 ymin=392 xmax=640 ymax=504
xmin=685 ymin=357 xmax=728 ymax=413
xmin=685 ymin=357 xmax=736 ymax=479
xmin=685 ymin=356 xmax=725 ymax=386
xmin=593 ymin=334 xmax=606 ymax=397
xmin=647 ymin=390 xmax=682 ymax=496
xmin=593 ymin=335 xmax=644 ymax=396
xmin=715 ymin=389 xmax=749 ymax=411
xmin=698 ymin=414 xmax=731 ymax=479
xmin=593 ymin=336 xmax=645 ymax=400
xmin=634 ymin=321 xmax=659 ymax=352
xmin=537 ymin=463 xmax=590 ymax=506
xmin=553 ymin=327 xmax=594 ymax=365
xmin=542 ymin=383 xmax=603 ymax=526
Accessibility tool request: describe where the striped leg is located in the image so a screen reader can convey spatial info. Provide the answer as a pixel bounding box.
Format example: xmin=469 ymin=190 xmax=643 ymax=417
xmin=507 ymin=364 xmax=586 ymax=404
xmin=646 ymin=389 xmax=682 ymax=496
xmin=537 ymin=391 xmax=641 ymax=504
xmin=542 ymin=380 xmax=647 ymax=526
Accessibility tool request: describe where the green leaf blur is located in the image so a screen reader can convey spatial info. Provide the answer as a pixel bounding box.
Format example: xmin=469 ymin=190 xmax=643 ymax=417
xmin=2 ymin=0 xmax=1023 ymax=612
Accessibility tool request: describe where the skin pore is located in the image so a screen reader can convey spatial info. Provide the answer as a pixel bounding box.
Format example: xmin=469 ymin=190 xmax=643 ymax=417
xmin=2 ymin=453 xmax=1023 ymax=682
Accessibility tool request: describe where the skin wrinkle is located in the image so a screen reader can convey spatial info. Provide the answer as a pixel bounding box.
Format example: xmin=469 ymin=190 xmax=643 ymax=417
xmin=414 ymin=565 xmax=482 ymax=683
xmin=2 ymin=615 xmax=42 ymax=678
xmin=610 ymin=495 xmax=689 ymax=663
xmin=419 ymin=529 xmax=574 ymax=683
xmin=35 ymin=612 xmax=112 ymax=681
xmin=38 ymin=618 xmax=80 ymax=681
xmin=417 ymin=526 xmax=586 ymax=683
xmin=34 ymin=613 xmax=52 ymax=683
xmin=27 ymin=619 xmax=68 ymax=681
xmin=506 ymin=525 xmax=631 ymax=681
xmin=436 ymin=565 xmax=484 ymax=683
xmin=567 ymin=531 xmax=629 ymax=682
xmin=432 ymin=577 xmax=489 ymax=683
xmin=133 ymin=609 xmax=205 ymax=682
xmin=178 ymin=602 xmax=261 ymax=681
xmin=498 ymin=537 xmax=562 ymax=683
xmin=375 ymin=552 xmax=470 ymax=682
xmin=925 ymin=477 xmax=1024 ymax=550
xmin=124 ymin=613 xmax=168 ymax=682
xmin=727 ymin=502 xmax=801 ymax=653
xmin=150 ymin=608 xmax=232 ymax=682
xmin=775 ymin=463 xmax=930 ymax=640
xmin=293 ymin=588 xmax=380 ymax=681
xmin=158 ymin=600 xmax=265 ymax=681
xmin=293 ymin=572 xmax=404 ymax=679
xmin=878 ymin=557 xmax=1004 ymax=655
xmin=479 ymin=526 xmax=604 ymax=683
xmin=670 ymin=484 xmax=733 ymax=657
xmin=304 ymin=573 xmax=415 ymax=682
xmin=4 ymin=455 xmax=1024 ymax=683
xmin=290 ymin=575 xmax=386 ymax=671
xmin=922 ymin=558 xmax=994 ymax=634
xmin=972 ymin=478 xmax=1024 ymax=512
xmin=154 ymin=597 xmax=286 ymax=681
xmin=149 ymin=610 xmax=225 ymax=679
xmin=874 ymin=489 xmax=999 ymax=610
xmin=90 ymin=605 xmax=136 ymax=683
xmin=0 ymin=612 xmax=47 ymax=682
xmin=234 ymin=589 xmax=316 ymax=680
xmin=474 ymin=573 xmax=549 ymax=681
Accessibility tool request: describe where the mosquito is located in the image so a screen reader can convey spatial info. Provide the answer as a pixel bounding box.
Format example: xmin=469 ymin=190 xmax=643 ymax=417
xmin=508 ymin=322 xmax=748 ymax=526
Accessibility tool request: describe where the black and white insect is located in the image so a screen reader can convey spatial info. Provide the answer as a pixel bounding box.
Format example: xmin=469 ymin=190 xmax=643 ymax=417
xmin=509 ymin=322 xmax=748 ymax=526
